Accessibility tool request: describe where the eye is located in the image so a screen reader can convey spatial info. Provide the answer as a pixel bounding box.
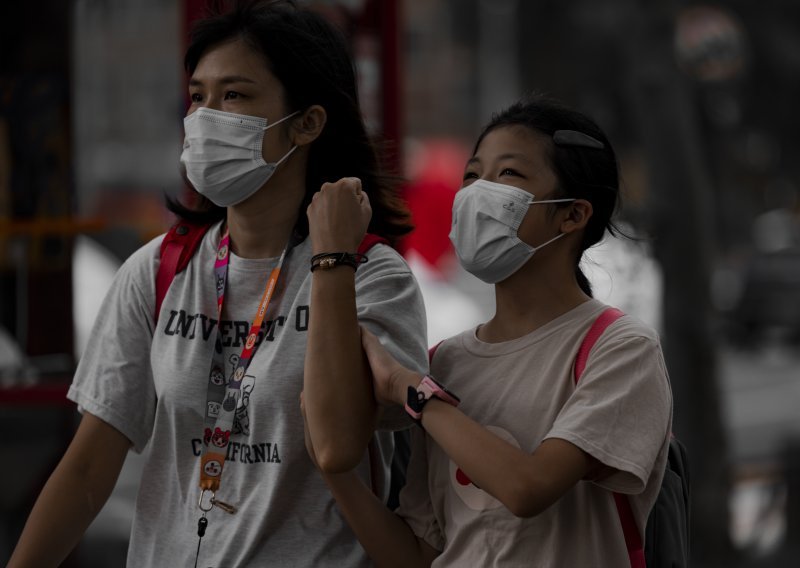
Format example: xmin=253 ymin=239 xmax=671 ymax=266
xmin=190 ymin=92 xmax=203 ymax=103
xmin=462 ymin=171 xmax=478 ymax=181
xmin=224 ymin=91 xmax=241 ymax=100
xmin=500 ymin=167 xmax=520 ymax=177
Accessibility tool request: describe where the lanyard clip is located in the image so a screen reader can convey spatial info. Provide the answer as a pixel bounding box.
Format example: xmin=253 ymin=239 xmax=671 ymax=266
xmin=198 ymin=489 xmax=237 ymax=515
xmin=198 ymin=489 xmax=215 ymax=512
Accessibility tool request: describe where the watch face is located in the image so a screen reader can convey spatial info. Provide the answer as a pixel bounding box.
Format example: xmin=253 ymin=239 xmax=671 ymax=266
xmin=407 ymin=386 xmax=426 ymax=412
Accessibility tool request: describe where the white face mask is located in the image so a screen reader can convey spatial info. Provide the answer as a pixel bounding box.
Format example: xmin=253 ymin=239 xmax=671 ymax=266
xmin=180 ymin=107 xmax=298 ymax=207
xmin=448 ymin=179 xmax=575 ymax=284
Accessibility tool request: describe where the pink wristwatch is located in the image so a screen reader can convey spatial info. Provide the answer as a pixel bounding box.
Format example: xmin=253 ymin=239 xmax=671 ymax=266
xmin=405 ymin=375 xmax=460 ymax=421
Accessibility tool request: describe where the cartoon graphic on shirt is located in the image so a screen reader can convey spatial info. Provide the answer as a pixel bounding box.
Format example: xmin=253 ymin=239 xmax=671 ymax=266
xmin=449 ymin=425 xmax=520 ymax=511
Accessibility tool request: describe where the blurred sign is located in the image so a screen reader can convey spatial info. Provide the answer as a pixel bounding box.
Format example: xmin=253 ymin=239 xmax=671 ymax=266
xmin=674 ymin=5 xmax=748 ymax=82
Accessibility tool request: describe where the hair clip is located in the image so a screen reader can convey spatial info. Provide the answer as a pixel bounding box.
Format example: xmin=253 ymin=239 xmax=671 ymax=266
xmin=552 ymin=130 xmax=605 ymax=150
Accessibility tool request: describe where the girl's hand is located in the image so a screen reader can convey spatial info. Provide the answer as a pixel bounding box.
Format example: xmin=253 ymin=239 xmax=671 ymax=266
xmin=307 ymin=177 xmax=372 ymax=255
xmin=360 ymin=326 xmax=421 ymax=407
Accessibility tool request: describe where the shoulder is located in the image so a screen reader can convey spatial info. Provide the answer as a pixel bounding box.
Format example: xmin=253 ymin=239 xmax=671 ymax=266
xmin=114 ymin=233 xmax=165 ymax=289
xmin=606 ymin=312 xmax=660 ymax=342
xmin=356 ymin=242 xmax=415 ymax=280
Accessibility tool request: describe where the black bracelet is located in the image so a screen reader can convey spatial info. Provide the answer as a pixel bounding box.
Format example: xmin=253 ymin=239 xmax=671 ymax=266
xmin=310 ymin=252 xmax=368 ymax=272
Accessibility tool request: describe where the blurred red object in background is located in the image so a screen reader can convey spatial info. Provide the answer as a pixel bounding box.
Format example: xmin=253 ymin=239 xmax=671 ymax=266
xmin=403 ymin=139 xmax=469 ymax=277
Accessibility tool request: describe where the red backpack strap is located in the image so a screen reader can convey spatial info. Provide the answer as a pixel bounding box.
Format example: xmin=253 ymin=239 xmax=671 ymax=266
xmin=154 ymin=221 xmax=212 ymax=323
xmin=573 ymin=307 xmax=645 ymax=568
xmin=357 ymin=233 xmax=388 ymax=255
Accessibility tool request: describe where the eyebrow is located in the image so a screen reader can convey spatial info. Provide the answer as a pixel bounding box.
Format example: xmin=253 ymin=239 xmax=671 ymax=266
xmin=466 ymin=152 xmax=532 ymax=166
xmin=188 ymin=75 xmax=258 ymax=87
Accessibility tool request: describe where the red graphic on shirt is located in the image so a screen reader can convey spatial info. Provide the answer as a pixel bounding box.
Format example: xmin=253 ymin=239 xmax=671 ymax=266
xmin=456 ymin=468 xmax=472 ymax=486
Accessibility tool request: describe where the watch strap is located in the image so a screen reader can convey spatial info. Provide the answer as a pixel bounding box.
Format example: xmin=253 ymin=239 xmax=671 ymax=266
xmin=405 ymin=375 xmax=460 ymax=421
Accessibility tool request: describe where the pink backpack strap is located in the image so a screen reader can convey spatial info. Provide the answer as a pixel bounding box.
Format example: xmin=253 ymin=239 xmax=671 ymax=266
xmin=574 ymin=307 xmax=645 ymax=568
xmin=573 ymin=307 xmax=625 ymax=382
xmin=428 ymin=340 xmax=443 ymax=364
xmin=154 ymin=221 xmax=212 ymax=323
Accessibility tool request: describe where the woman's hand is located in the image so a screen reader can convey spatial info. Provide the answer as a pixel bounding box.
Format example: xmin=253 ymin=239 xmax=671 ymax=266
xmin=360 ymin=326 xmax=421 ymax=407
xmin=307 ymin=177 xmax=372 ymax=254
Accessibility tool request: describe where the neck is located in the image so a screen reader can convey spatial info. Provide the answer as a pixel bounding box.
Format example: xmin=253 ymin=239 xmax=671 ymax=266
xmin=225 ymin=160 xmax=306 ymax=259
xmin=477 ymin=252 xmax=590 ymax=343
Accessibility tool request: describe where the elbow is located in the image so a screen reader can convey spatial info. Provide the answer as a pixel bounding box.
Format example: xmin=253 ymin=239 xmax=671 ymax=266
xmin=505 ymin=499 xmax=544 ymax=519
xmin=315 ymin=445 xmax=363 ymax=474
xmin=503 ymin=496 xmax=542 ymax=519
xmin=500 ymin=479 xmax=551 ymax=519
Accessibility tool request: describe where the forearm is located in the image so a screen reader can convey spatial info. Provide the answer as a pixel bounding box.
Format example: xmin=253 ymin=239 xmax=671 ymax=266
xmin=322 ymin=470 xmax=438 ymax=568
xmin=419 ymin=399 xmax=591 ymax=517
xmin=9 ymin=414 xmax=129 ymax=567
xmin=304 ymin=268 xmax=375 ymax=472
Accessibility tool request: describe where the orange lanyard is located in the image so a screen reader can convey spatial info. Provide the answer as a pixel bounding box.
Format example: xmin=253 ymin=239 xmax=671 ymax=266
xmin=198 ymin=228 xmax=288 ymax=513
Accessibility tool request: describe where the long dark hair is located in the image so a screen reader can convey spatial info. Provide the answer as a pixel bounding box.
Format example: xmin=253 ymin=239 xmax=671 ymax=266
xmin=170 ymin=0 xmax=412 ymax=245
xmin=475 ymin=95 xmax=622 ymax=296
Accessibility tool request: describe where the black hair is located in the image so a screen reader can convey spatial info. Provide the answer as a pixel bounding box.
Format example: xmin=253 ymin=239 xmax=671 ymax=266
xmin=169 ymin=0 xmax=412 ymax=245
xmin=474 ymin=95 xmax=622 ymax=296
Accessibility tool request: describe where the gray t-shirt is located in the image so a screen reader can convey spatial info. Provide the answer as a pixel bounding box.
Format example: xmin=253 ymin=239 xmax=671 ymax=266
xmin=397 ymin=299 xmax=672 ymax=567
xmin=68 ymin=221 xmax=428 ymax=567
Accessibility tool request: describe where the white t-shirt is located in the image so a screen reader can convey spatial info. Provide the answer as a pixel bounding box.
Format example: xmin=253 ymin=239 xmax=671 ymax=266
xmin=68 ymin=221 xmax=428 ymax=567
xmin=397 ymin=299 xmax=672 ymax=567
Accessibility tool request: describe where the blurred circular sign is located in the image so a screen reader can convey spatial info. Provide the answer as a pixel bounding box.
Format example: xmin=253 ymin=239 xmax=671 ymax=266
xmin=674 ymin=5 xmax=748 ymax=82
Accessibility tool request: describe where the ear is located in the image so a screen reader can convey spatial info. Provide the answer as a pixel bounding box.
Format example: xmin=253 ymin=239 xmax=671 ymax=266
xmin=290 ymin=104 xmax=327 ymax=146
xmin=560 ymin=199 xmax=593 ymax=234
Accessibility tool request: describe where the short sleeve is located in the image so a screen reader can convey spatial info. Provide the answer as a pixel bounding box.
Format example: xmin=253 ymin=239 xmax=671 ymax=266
xmin=545 ymin=324 xmax=672 ymax=494
xmin=396 ymin=427 xmax=445 ymax=551
xmin=354 ymin=244 xmax=429 ymax=430
xmin=67 ymin=238 xmax=161 ymax=452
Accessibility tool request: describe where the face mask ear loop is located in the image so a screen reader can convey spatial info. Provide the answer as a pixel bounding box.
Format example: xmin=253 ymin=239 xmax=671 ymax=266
xmin=262 ymin=110 xmax=301 ymax=132
xmin=263 ymin=111 xmax=301 ymax=167
xmin=532 ymin=231 xmax=566 ymax=251
xmin=527 ymin=198 xmax=576 ymax=205
xmin=273 ymin=144 xmax=298 ymax=168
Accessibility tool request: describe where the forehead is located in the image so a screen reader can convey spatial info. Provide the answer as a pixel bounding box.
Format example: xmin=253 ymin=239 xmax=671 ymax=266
xmin=191 ymin=38 xmax=275 ymax=83
xmin=473 ymin=125 xmax=551 ymax=166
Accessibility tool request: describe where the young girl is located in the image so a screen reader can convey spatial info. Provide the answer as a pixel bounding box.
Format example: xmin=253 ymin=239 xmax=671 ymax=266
xmin=304 ymin=96 xmax=673 ymax=567
xmin=9 ymin=2 xmax=426 ymax=567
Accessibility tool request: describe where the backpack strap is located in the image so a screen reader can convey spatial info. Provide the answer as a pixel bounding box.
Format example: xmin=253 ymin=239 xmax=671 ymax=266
xmin=574 ymin=307 xmax=646 ymax=568
xmin=155 ymin=221 xmax=213 ymax=323
xmin=428 ymin=340 xmax=443 ymax=364
xmin=357 ymin=233 xmax=388 ymax=255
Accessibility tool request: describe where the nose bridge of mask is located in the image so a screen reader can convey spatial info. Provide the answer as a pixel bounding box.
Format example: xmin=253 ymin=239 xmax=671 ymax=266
xmin=458 ymin=179 xmax=532 ymax=230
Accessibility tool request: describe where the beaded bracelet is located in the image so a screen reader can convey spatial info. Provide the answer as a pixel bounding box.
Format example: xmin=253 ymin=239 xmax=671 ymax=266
xmin=310 ymin=252 xmax=368 ymax=272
